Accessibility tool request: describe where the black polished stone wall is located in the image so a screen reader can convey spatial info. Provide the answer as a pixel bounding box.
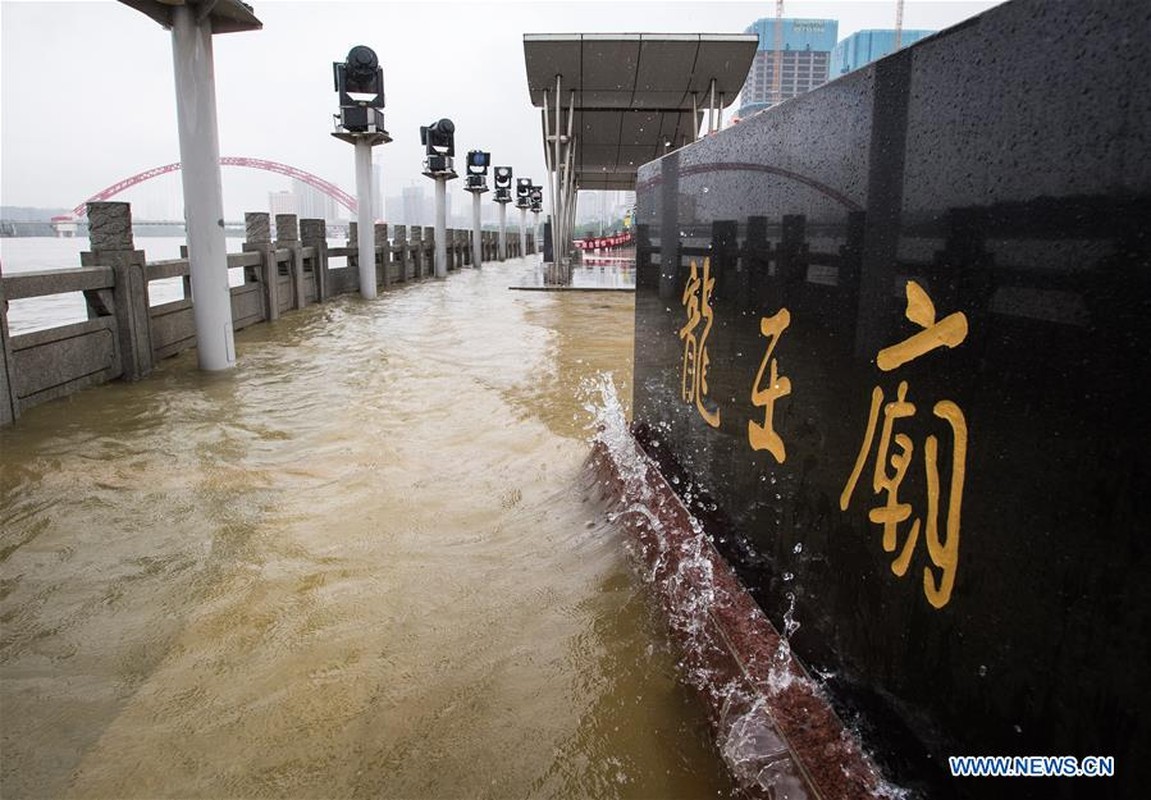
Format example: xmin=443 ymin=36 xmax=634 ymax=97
xmin=632 ymin=1 xmax=1150 ymax=797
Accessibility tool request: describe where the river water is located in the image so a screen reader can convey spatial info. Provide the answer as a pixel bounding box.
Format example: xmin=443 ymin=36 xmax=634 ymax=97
xmin=0 ymin=240 xmax=733 ymax=798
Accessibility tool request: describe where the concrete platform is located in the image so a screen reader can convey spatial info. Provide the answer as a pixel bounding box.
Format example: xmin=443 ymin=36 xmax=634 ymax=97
xmin=508 ymin=254 xmax=636 ymax=292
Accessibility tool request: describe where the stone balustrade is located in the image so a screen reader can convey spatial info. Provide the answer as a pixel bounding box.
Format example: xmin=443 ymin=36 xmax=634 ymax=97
xmin=0 ymin=201 xmax=535 ymax=425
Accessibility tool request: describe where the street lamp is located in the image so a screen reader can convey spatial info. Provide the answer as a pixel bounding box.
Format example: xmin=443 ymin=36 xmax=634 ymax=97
xmin=515 ymin=177 xmax=532 ymax=257
xmin=464 ymin=150 xmax=490 ymax=269
xmin=332 ymin=45 xmax=391 ymax=299
xmin=420 ymin=118 xmax=458 ymax=278
xmin=529 ymin=185 xmax=543 ymax=259
xmin=492 ymin=166 xmax=513 ymax=260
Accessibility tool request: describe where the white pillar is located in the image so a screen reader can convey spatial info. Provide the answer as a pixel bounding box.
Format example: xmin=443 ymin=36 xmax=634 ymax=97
xmin=471 ymin=192 xmax=483 ymax=269
xmin=519 ymin=207 xmax=527 ymax=259
xmin=354 ymin=139 xmax=376 ymax=299
xmin=532 ymin=211 xmax=541 ymax=258
xmin=434 ymin=176 xmax=447 ymax=278
xmin=498 ymin=203 xmax=507 ymax=261
xmin=171 ymin=5 xmax=233 ymax=371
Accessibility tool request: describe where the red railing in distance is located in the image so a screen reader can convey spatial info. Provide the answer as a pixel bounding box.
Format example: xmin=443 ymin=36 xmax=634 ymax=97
xmin=574 ymin=231 xmax=633 ymax=251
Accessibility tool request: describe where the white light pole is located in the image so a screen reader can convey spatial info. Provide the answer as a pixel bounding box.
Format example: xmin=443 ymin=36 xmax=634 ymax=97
xmin=420 ymin=119 xmax=457 ymax=279
xmin=472 ymin=192 xmax=483 ymax=267
xmin=463 ymin=150 xmax=490 ymax=269
xmin=497 ymin=202 xmax=508 ymax=261
xmin=331 ymin=45 xmax=391 ymax=299
xmin=126 ymin=0 xmax=262 ymax=372
xmin=354 ymin=140 xmax=377 ymax=296
xmin=492 ymin=166 xmax=513 ymax=262
xmin=433 ymin=175 xmax=450 ymax=278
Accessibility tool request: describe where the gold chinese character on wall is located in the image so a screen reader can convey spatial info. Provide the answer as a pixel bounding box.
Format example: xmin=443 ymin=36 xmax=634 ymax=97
xmin=679 ymin=258 xmax=720 ymax=427
xmin=840 ymin=281 xmax=969 ymax=609
xmin=748 ymin=308 xmax=792 ymax=463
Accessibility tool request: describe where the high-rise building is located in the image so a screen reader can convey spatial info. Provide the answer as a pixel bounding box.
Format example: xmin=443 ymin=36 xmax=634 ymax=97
xmin=830 ymin=29 xmax=936 ymax=77
xmin=737 ymin=18 xmax=838 ymax=118
xmin=372 ymin=160 xmax=386 ymax=221
xmin=292 ymin=179 xmax=340 ymax=222
xmin=269 ymin=190 xmax=296 ymax=216
xmin=401 ymin=185 xmax=431 ymax=227
xmin=385 ymin=193 xmax=404 ymax=226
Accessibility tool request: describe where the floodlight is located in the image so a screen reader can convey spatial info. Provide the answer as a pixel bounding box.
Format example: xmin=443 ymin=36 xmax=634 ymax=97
xmin=515 ymin=177 xmax=532 ymax=208
xmin=421 ymin=118 xmax=456 ymax=157
xmin=332 ymin=44 xmax=386 ymax=134
xmin=467 ymin=150 xmax=491 ymax=175
xmin=334 ymin=45 xmax=384 ymax=108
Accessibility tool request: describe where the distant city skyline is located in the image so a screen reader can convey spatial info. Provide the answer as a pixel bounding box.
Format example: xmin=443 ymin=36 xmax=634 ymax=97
xmin=1 ymin=1 xmax=1006 ymax=221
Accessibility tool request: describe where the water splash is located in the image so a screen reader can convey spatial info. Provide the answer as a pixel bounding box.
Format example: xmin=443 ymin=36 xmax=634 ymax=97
xmin=582 ymin=372 xmax=902 ymax=799
xmin=718 ymin=691 xmax=809 ymax=798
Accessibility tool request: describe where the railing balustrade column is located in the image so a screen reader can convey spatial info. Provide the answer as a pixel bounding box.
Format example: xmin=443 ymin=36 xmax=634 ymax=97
xmin=244 ymin=212 xmax=278 ymax=321
xmin=275 ymin=214 xmax=305 ymax=309
xmin=81 ymin=201 xmax=153 ymax=381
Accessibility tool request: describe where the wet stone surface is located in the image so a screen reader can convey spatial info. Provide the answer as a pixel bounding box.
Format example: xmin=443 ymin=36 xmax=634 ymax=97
xmin=632 ymin=1 xmax=1151 ymax=797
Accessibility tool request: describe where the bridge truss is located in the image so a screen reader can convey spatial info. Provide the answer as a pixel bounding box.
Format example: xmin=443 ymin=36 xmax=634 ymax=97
xmin=70 ymin=157 xmax=358 ymax=218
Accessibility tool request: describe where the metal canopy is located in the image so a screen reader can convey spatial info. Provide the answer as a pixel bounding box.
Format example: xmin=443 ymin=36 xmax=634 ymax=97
xmin=524 ymin=33 xmax=757 ymax=191
xmin=120 ymin=0 xmax=262 ymax=34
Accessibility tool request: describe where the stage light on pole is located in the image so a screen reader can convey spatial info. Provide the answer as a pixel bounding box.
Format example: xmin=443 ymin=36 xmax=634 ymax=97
xmin=491 ymin=167 xmax=513 ymax=260
xmin=331 ymin=44 xmax=391 ymax=300
xmin=515 ymin=177 xmax=532 ymax=257
xmin=421 ymin=118 xmax=458 ymax=278
xmin=464 ymin=150 xmax=490 ymax=268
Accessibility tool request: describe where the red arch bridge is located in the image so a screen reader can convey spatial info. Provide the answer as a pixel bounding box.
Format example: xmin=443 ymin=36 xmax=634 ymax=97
xmin=64 ymin=157 xmax=358 ymax=220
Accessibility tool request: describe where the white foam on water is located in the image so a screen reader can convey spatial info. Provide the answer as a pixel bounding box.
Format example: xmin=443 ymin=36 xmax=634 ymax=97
xmin=582 ymin=372 xmax=911 ymax=800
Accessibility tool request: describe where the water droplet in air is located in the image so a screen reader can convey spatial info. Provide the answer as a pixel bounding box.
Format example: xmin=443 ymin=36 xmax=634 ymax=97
xmin=978 ymin=665 xmax=988 ymax=677
xmin=793 ymin=542 xmax=803 ymax=554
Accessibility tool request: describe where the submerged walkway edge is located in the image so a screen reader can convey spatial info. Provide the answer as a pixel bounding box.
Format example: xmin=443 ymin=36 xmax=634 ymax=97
xmin=587 ymin=424 xmax=892 ymax=799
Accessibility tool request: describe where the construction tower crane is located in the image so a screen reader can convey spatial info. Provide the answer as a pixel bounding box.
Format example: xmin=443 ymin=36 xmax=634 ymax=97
xmin=771 ymin=0 xmax=784 ymax=106
xmin=895 ymin=0 xmax=905 ymax=49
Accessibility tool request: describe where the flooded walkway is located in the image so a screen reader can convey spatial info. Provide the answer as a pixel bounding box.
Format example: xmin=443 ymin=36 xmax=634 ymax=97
xmin=0 ymin=258 xmax=732 ymax=798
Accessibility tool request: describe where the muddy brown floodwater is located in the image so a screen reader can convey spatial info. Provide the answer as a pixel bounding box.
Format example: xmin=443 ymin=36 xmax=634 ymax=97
xmin=0 ymin=258 xmax=735 ymax=799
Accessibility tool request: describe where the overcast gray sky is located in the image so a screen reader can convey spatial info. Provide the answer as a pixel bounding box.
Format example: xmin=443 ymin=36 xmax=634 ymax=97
xmin=1 ymin=0 xmax=1004 ymax=218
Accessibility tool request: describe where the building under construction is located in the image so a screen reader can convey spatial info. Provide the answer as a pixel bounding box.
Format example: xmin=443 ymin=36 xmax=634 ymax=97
xmin=736 ymin=17 xmax=838 ymax=118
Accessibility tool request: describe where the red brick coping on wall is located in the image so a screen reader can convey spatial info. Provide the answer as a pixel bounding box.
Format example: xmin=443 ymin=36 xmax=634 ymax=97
xmin=586 ymin=416 xmax=902 ymax=799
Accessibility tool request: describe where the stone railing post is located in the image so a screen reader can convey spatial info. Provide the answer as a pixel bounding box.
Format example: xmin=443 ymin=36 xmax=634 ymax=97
xmin=374 ymin=223 xmax=390 ymax=287
xmin=422 ymin=226 xmax=435 ymax=279
xmin=392 ymin=225 xmax=409 ymax=283
xmin=300 ymin=218 xmax=329 ymax=302
xmin=80 ymin=202 xmax=153 ymax=381
xmin=275 ymin=213 xmax=305 ymax=309
xmin=243 ymin=212 xmax=278 ymax=321
xmin=0 ymin=261 xmax=17 ymax=425
xmin=347 ymin=222 xmax=359 ymax=288
xmin=409 ymin=227 xmax=424 ymax=279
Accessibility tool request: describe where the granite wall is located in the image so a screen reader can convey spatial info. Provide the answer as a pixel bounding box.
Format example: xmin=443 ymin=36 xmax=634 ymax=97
xmin=632 ymin=1 xmax=1150 ymax=796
